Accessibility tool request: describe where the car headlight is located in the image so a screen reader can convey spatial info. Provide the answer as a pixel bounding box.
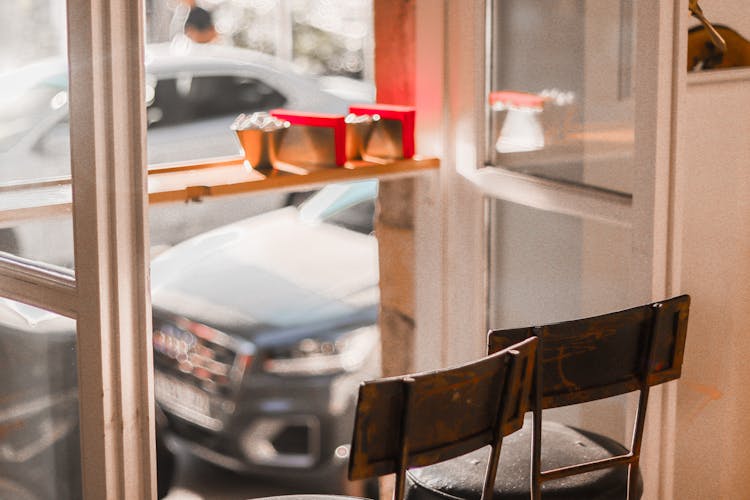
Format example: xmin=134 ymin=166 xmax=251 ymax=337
xmin=263 ymin=325 xmax=378 ymax=376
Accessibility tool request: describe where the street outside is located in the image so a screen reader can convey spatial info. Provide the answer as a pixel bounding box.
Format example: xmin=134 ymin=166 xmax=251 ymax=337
xmin=165 ymin=443 xmax=306 ymax=499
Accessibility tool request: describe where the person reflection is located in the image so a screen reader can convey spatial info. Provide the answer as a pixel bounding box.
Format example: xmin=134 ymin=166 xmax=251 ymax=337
xmin=184 ymin=6 xmax=218 ymax=44
xmin=169 ymin=0 xmax=220 ymax=45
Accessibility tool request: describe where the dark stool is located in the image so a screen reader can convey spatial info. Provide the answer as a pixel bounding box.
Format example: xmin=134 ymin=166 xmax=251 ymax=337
xmin=406 ymin=420 xmax=640 ymax=499
xmin=250 ymin=496 xmax=368 ymax=500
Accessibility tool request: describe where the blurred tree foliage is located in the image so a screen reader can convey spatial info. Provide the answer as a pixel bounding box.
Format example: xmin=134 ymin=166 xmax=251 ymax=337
xmin=188 ymin=0 xmax=372 ymax=80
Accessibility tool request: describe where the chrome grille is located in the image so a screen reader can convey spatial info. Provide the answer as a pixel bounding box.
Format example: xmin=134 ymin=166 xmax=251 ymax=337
xmin=153 ymin=316 xmax=254 ymax=429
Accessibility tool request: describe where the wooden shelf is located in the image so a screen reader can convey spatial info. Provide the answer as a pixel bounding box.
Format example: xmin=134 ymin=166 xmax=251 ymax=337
xmin=147 ymin=155 xmax=439 ymax=203
xmin=0 ymin=156 xmax=439 ymax=226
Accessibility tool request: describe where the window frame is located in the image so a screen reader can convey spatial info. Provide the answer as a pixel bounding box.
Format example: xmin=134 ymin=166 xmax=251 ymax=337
xmin=68 ymin=0 xmax=155 ymax=496
xmin=0 ymin=1 xmax=685 ymax=497
xmin=0 ymin=1 xmax=437 ymax=497
xmin=0 ymin=0 xmax=156 ymax=498
xmin=420 ymin=2 xmax=685 ymax=499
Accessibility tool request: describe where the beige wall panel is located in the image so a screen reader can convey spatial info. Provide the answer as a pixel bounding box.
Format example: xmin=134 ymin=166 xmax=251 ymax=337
xmin=674 ymin=76 xmax=750 ymax=499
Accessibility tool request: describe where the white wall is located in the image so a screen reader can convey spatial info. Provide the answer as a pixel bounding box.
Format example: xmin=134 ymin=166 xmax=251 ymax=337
xmin=672 ymin=71 xmax=750 ymax=499
xmin=693 ymin=1 xmax=750 ymax=38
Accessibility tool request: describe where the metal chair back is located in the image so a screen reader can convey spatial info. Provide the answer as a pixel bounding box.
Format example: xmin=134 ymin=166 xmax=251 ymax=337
xmin=348 ymin=337 xmax=538 ymax=500
xmin=487 ymin=295 xmax=690 ymax=500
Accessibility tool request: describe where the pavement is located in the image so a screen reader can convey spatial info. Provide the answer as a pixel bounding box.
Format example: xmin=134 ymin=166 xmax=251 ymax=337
xmin=162 ymin=442 xmax=368 ymax=500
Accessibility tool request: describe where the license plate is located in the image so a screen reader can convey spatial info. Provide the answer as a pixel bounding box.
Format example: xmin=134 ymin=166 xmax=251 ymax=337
xmin=155 ymin=373 xmax=210 ymax=417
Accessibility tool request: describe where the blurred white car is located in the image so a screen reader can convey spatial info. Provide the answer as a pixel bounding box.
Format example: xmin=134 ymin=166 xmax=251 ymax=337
xmin=0 ymin=42 xmax=374 ymax=264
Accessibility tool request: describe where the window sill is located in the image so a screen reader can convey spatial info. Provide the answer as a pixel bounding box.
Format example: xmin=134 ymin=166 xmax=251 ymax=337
xmin=147 ymin=155 xmax=439 ymax=203
xmin=687 ymin=67 xmax=750 ymax=86
xmin=0 ymin=156 xmax=439 ymax=225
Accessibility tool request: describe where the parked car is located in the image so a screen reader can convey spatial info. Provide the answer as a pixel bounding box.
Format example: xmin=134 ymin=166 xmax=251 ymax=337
xmin=151 ymin=180 xmax=380 ymax=493
xmin=0 ymin=42 xmax=374 ymax=265
xmin=0 ymin=180 xmax=380 ymax=498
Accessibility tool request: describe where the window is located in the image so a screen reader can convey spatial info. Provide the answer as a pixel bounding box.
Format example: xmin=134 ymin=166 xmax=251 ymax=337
xmin=147 ymin=76 xmax=287 ymax=127
xmin=145 ymin=74 xmax=287 ymax=165
xmin=0 ymin=71 xmax=68 ymax=155
xmin=486 ymin=0 xmax=635 ymax=196
xmin=485 ymin=0 xmax=637 ymax=327
xmin=35 ymin=117 xmax=71 ymax=158
xmin=0 ymin=33 xmax=73 ymax=265
xmin=0 ymin=0 xmax=156 ymax=497
xmin=0 ymin=297 xmax=81 ymax=500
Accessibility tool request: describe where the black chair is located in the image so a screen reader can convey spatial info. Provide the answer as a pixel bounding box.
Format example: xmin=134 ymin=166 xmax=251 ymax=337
xmin=347 ymin=337 xmax=538 ymax=500
xmin=405 ymin=295 xmax=690 ymax=500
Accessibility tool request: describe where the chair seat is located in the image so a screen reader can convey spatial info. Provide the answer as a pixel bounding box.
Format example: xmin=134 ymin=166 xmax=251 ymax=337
xmin=251 ymin=496 xmax=367 ymax=500
xmin=405 ymin=421 xmax=642 ymax=500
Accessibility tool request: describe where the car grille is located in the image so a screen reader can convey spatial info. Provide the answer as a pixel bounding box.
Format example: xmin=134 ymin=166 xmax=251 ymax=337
xmin=153 ymin=317 xmax=254 ymax=430
xmin=272 ymin=424 xmax=310 ymax=455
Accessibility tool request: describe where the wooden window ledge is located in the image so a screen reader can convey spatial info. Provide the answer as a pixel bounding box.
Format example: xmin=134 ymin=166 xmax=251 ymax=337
xmin=0 ymin=156 xmax=439 ymax=225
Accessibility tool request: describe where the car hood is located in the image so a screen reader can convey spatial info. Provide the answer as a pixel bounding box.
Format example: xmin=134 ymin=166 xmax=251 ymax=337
xmin=150 ymin=207 xmax=379 ymax=340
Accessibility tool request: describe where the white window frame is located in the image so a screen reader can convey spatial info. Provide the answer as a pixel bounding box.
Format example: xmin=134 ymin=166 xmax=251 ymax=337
xmin=411 ymin=0 xmax=489 ymax=372
xmin=0 ymin=1 xmax=155 ymax=498
xmin=0 ymin=1 xmax=687 ymax=497
xmin=411 ymin=1 xmax=685 ymax=498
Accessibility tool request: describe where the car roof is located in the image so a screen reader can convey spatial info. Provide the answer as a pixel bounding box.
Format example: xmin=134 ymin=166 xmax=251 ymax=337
xmin=0 ymin=43 xmax=317 ymax=91
xmin=0 ymin=43 xmax=373 ymax=112
xmin=144 ymin=42 xmax=312 ymax=79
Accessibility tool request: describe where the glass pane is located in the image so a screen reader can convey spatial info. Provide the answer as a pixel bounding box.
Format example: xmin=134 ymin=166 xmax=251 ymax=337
xmin=0 ymin=2 xmax=74 ymax=268
xmin=150 ymin=181 xmax=380 ymax=498
xmin=144 ymin=0 xmax=373 ymax=167
xmin=0 ymin=296 xmax=80 ymax=500
xmin=143 ymin=2 xmax=378 ymax=497
xmin=488 ymin=198 xmax=634 ymax=439
xmin=143 ymin=0 xmax=375 ymax=249
xmin=488 ymin=0 xmax=634 ymax=196
xmin=488 ymin=199 xmax=632 ymax=327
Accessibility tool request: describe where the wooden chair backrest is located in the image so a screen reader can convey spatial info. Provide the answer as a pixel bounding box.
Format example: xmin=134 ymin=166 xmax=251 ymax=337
xmin=348 ymin=337 xmax=537 ymax=500
xmin=488 ymin=295 xmax=690 ymax=408
xmin=487 ymin=295 xmax=690 ymax=500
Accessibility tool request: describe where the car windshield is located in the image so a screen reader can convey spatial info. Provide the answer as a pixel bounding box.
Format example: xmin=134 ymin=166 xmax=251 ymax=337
xmin=298 ymin=180 xmax=377 ymax=232
xmin=0 ymin=65 xmax=68 ymax=152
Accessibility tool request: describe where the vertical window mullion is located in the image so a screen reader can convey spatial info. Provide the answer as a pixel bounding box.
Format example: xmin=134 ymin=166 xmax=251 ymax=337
xmin=67 ymin=0 xmax=154 ymax=498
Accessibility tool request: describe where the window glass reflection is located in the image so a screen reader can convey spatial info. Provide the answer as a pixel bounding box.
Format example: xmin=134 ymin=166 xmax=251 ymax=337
xmin=0 ymin=296 xmax=80 ymax=500
xmin=0 ymin=3 xmax=73 ymax=268
xmin=141 ymin=3 xmax=378 ymax=497
xmin=489 ymin=0 xmax=635 ymax=196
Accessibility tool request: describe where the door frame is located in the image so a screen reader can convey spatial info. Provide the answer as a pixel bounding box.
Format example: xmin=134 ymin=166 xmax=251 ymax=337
xmin=411 ymin=1 xmax=685 ymax=497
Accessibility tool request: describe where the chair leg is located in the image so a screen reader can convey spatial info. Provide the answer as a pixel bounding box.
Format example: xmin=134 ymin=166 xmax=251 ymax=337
xmin=530 ymin=340 xmax=543 ymax=500
xmin=530 ymin=411 xmax=542 ymax=500
xmin=481 ymin=440 xmax=503 ymax=500
xmin=626 ymin=462 xmax=639 ymax=500
xmin=394 ymin=468 xmax=406 ymax=500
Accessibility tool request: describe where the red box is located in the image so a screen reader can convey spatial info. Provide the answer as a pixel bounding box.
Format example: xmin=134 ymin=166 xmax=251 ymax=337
xmin=348 ymin=104 xmax=415 ymax=159
xmin=270 ymin=110 xmax=347 ymax=166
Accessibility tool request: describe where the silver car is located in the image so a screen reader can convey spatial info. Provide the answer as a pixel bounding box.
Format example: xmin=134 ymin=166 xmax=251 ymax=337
xmin=0 ymin=42 xmax=374 ymax=264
